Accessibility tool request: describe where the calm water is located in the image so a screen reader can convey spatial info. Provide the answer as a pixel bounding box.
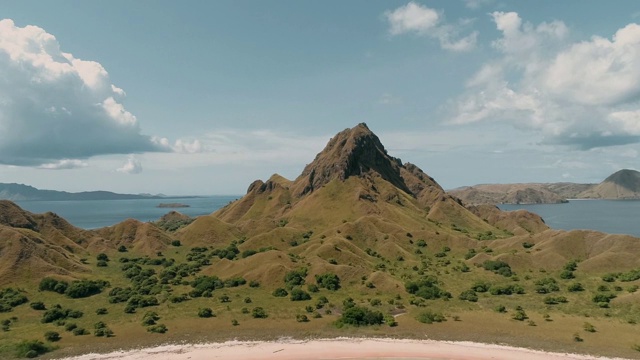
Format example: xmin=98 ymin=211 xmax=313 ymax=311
xmin=15 ymin=196 xmax=239 ymax=229
xmin=500 ymin=199 xmax=640 ymax=237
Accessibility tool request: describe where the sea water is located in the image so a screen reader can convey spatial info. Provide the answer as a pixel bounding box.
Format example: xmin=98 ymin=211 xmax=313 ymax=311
xmin=14 ymin=196 xmax=239 ymax=229
xmin=500 ymin=199 xmax=640 ymax=237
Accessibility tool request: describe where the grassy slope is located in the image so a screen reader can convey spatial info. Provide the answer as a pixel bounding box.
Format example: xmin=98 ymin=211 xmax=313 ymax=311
xmin=1 ymin=176 xmax=640 ymax=359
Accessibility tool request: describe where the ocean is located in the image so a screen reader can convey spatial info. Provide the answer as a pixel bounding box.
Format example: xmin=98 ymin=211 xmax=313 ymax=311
xmin=11 ymin=197 xmax=640 ymax=238
xmin=499 ymin=199 xmax=640 ymax=237
xmin=14 ymin=196 xmax=240 ymax=229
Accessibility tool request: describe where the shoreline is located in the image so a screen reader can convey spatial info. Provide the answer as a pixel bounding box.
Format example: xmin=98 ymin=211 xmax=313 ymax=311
xmin=59 ymin=337 xmax=631 ymax=360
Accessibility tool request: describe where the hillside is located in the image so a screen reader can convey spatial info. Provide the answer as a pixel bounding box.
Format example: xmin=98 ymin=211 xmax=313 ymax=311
xmin=0 ymin=183 xmax=167 ymax=201
xmin=1 ymin=124 xmax=640 ymax=359
xmin=449 ymin=183 xmax=593 ymax=205
xmin=579 ymin=169 xmax=640 ymax=199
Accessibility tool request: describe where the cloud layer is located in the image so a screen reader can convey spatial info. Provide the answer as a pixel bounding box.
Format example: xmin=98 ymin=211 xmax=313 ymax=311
xmin=385 ymin=2 xmax=478 ymax=52
xmin=451 ymin=12 xmax=640 ymax=149
xmin=0 ymin=19 xmax=168 ymax=166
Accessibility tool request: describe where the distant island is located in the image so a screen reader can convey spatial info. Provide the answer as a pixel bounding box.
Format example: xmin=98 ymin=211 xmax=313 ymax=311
xmin=449 ymin=169 xmax=640 ymax=205
xmin=0 ymin=183 xmax=198 ymax=201
xmin=157 ymin=203 xmax=190 ymax=208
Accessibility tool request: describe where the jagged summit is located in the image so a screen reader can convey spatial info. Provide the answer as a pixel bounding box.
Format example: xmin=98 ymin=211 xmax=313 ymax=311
xmin=291 ymin=123 xmax=412 ymax=196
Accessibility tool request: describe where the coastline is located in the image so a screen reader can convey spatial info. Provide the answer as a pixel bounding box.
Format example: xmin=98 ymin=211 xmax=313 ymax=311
xmin=59 ymin=337 xmax=631 ymax=360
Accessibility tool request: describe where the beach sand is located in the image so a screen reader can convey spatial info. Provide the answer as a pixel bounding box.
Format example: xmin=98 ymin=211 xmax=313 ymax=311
xmin=60 ymin=338 xmax=629 ymax=360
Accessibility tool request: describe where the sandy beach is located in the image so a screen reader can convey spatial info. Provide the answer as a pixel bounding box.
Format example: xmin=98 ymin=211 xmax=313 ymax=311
xmin=61 ymin=338 xmax=629 ymax=360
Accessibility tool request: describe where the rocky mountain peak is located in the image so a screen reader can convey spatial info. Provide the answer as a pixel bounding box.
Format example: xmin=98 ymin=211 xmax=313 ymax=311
xmin=291 ymin=123 xmax=411 ymax=196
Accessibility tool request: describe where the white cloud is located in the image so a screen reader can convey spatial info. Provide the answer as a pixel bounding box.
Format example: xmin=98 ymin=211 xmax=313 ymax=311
xmin=386 ymin=2 xmax=440 ymax=35
xmin=385 ymin=2 xmax=477 ymax=52
xmin=117 ymin=156 xmax=142 ymax=174
xmin=450 ymin=12 xmax=640 ymax=149
xmin=0 ymin=19 xmax=169 ymax=167
xmin=37 ymin=159 xmax=88 ymax=170
xmin=464 ymin=0 xmax=494 ymax=10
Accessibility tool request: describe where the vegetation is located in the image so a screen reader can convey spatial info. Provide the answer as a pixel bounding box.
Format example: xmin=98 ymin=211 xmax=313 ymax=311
xmin=336 ymin=306 xmax=383 ymax=327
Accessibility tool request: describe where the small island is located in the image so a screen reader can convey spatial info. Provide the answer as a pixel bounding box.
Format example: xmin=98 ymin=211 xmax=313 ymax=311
xmin=157 ymin=203 xmax=190 ymax=208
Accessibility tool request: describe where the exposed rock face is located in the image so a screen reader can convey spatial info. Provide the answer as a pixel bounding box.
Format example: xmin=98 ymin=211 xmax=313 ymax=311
xmin=291 ymin=123 xmax=413 ymax=197
xmin=579 ymin=169 xmax=640 ymax=199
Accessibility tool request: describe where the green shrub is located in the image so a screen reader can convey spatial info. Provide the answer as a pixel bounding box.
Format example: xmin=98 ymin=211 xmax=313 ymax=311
xmin=0 ymin=288 xmax=29 ymax=311
xmin=147 ymin=324 xmax=168 ymax=333
xmin=272 ymin=288 xmax=288 ymax=297
xmin=315 ymin=273 xmax=341 ymax=290
xmin=72 ymin=328 xmax=89 ymax=336
xmin=416 ymin=311 xmax=446 ymax=324
xmin=15 ymin=340 xmax=55 ymax=358
xmin=30 ymin=302 xmax=46 ymax=311
xmin=482 ymin=260 xmax=513 ymax=277
xmin=494 ymin=305 xmax=507 ymax=313
xmin=198 ymin=308 xmax=214 ymax=318
xmin=44 ymin=331 xmax=60 ymax=342
xmin=290 ymin=289 xmax=311 ymax=301
xmin=459 ymin=290 xmax=478 ymax=302
xmin=405 ymin=276 xmax=449 ymax=300
xmin=583 ymin=322 xmax=596 ymax=332
xmin=96 ymin=253 xmax=109 ymax=262
xmin=251 ymin=307 xmax=268 ymax=318
xmin=296 ymin=314 xmax=309 ymax=322
xmin=171 ymin=240 xmax=181 ymax=247
xmin=534 ymin=278 xmax=559 ymax=293
xmin=95 ymin=308 xmax=108 ymax=315
xmin=337 ymin=306 xmax=384 ymax=326
xmin=249 ymin=280 xmax=260 ymax=288
xmin=141 ymin=312 xmax=160 ymax=326
xmin=568 ymin=282 xmax=584 ymax=292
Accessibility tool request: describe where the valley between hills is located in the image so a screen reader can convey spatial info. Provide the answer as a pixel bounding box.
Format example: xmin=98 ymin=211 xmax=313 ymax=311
xmin=1 ymin=124 xmax=640 ymax=359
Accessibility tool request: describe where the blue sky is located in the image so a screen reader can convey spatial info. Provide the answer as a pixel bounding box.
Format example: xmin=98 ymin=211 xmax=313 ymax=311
xmin=1 ymin=1 xmax=640 ymax=195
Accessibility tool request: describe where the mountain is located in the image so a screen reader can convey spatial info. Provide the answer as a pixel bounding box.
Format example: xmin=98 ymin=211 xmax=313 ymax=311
xmin=2 ymin=123 xmax=640 ymax=359
xmin=448 ymin=183 xmax=594 ymax=205
xmin=578 ymin=169 xmax=640 ymax=199
xmin=0 ymin=183 xmax=166 ymax=201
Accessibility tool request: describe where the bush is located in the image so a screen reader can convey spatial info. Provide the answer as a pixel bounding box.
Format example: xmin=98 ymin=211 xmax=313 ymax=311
xmin=559 ymin=270 xmax=574 ymax=279
xmin=296 ymin=314 xmax=309 ymax=323
xmin=494 ymin=305 xmax=507 ymax=313
xmin=459 ymin=290 xmax=478 ymax=302
xmin=251 ymin=307 xmax=268 ymax=319
xmin=512 ymin=309 xmax=528 ymax=321
xmin=198 ymin=308 xmax=214 ymax=318
xmin=72 ymin=328 xmax=89 ymax=336
xmin=95 ymin=308 xmax=108 ymax=315
xmin=93 ymin=322 xmax=114 ymax=337
xmin=44 ymin=331 xmax=61 ymax=342
xmin=337 ymin=306 xmax=384 ymax=326
xmin=96 ymin=260 xmax=108 ymax=267
xmin=534 ymin=278 xmax=559 ymax=294
xmin=64 ymin=323 xmax=77 ymax=332
xmin=64 ymin=279 xmax=109 ymax=299
xmin=249 ymin=280 xmax=260 ymax=288
xmin=30 ymin=302 xmax=46 ymax=311
xmin=141 ymin=312 xmax=160 ymax=326
xmin=290 ymin=289 xmax=311 ymax=301
xmin=231 ymin=319 xmax=239 ymax=326
xmin=117 ymin=245 xmax=128 ymax=252
xmin=543 ymin=296 xmax=568 ymax=305
xmin=405 ymin=276 xmax=448 ymax=300
xmin=416 ymin=311 xmax=446 ymax=324
xmin=315 ymin=273 xmax=341 ymax=291
xmin=272 ymin=288 xmax=288 ymax=297
xmin=568 ymin=282 xmax=584 ymax=292
xmin=15 ymin=340 xmax=54 ymax=358
xmin=0 ymin=288 xmax=29 ymax=311
xmin=147 ymin=324 xmax=168 ymax=333
xmin=583 ymin=322 xmax=596 ymax=332
xmin=96 ymin=253 xmax=109 ymax=262
xmin=284 ymin=268 xmax=308 ymax=288
xmin=171 ymin=240 xmax=181 ymax=247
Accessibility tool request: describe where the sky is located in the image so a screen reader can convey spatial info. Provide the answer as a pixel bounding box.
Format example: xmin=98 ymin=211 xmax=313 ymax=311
xmin=1 ymin=0 xmax=640 ymax=195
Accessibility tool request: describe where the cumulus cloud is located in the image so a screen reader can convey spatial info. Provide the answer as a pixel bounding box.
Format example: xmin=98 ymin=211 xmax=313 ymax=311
xmin=385 ymin=2 xmax=478 ymax=52
xmin=117 ymin=156 xmax=142 ymax=174
xmin=37 ymin=159 xmax=88 ymax=170
xmin=0 ymin=19 xmax=169 ymax=167
xmin=450 ymin=12 xmax=640 ymax=149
